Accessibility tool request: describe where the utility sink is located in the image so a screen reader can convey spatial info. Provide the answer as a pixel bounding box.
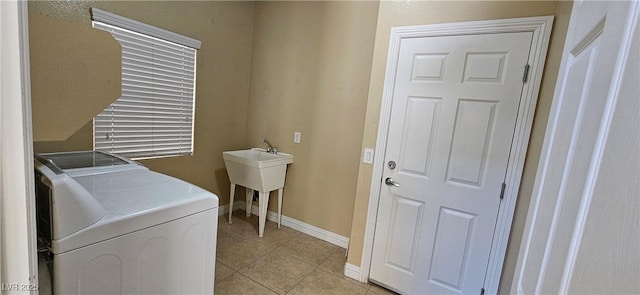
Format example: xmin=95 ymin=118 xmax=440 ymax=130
xmin=223 ymin=148 xmax=293 ymax=192
xmin=223 ymin=148 xmax=294 ymax=237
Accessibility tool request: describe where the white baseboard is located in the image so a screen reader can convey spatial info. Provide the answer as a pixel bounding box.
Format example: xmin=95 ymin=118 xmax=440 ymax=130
xmin=224 ymin=201 xmax=349 ymax=249
xmin=344 ymin=262 xmax=362 ymax=282
xmin=218 ymin=203 xmax=231 ymax=216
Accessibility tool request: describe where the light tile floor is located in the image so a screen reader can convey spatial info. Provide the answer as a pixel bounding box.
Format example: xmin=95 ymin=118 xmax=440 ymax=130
xmin=215 ymin=210 xmax=397 ymax=295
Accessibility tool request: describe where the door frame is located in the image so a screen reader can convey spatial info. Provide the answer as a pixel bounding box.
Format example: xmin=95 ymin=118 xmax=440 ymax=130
xmin=359 ymin=16 xmax=554 ymax=294
xmin=0 ymin=0 xmax=38 ymax=291
xmin=513 ymin=2 xmax=639 ymax=294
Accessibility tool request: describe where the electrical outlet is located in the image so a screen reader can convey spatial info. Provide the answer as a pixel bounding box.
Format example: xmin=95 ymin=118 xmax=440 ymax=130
xmin=363 ymin=148 xmax=374 ymax=164
xmin=294 ymin=132 xmax=301 ymax=144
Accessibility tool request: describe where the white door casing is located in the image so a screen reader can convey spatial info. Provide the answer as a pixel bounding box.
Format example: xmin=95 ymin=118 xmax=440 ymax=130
xmin=513 ymin=1 xmax=639 ymax=294
xmin=0 ymin=0 xmax=38 ymax=291
xmin=360 ymin=17 xmax=554 ymax=295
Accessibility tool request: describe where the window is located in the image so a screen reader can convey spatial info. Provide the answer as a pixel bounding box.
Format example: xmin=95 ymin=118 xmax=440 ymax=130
xmin=91 ymin=8 xmax=201 ymax=160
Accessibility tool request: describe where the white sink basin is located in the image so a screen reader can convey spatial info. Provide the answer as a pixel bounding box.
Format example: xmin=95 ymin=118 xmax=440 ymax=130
xmin=223 ymin=148 xmax=293 ymax=192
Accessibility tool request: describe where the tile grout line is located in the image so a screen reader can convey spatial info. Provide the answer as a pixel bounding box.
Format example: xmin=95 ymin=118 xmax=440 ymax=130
xmin=218 ymin=213 xmax=373 ymax=294
xmin=215 ymin=239 xmax=288 ymax=294
xmin=284 ymin=261 xmax=320 ymax=295
xmin=314 ymin=253 xmax=372 ymax=292
xmin=224 ymin=217 xmax=311 ymax=294
xmin=279 ymin=242 xmax=348 ymax=294
xmin=237 ymin=271 xmax=281 ymax=295
xmin=263 ymin=238 xmax=320 ymax=294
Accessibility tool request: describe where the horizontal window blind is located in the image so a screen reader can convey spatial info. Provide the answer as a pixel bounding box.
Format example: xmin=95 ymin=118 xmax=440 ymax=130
xmin=92 ymin=20 xmax=198 ymax=160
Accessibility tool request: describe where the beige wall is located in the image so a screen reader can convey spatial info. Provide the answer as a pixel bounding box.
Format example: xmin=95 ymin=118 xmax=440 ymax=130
xmin=246 ymin=1 xmax=379 ymax=237
xmin=29 ymin=1 xmax=256 ymax=203
xmin=345 ymin=1 xmax=572 ymax=293
xmin=29 ymin=10 xmax=120 ymax=142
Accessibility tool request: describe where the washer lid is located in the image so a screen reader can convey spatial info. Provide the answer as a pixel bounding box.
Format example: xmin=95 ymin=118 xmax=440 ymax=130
xmin=37 ymin=151 xmax=129 ymax=170
xmin=50 ymin=168 xmax=218 ymax=254
xmin=36 ymin=151 xmax=143 ymax=177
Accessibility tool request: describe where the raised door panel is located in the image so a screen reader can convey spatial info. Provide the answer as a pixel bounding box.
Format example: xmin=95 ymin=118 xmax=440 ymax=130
xmin=446 ymin=99 xmax=498 ymax=187
xmin=383 ymin=196 xmax=425 ymax=273
xmin=399 ymin=97 xmax=441 ymax=178
xmin=428 ymin=207 xmax=477 ymax=293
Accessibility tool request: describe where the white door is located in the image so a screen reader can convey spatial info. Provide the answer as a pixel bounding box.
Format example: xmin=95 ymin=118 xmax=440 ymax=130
xmin=369 ymin=32 xmax=532 ymax=294
xmin=513 ymin=1 xmax=639 ymax=294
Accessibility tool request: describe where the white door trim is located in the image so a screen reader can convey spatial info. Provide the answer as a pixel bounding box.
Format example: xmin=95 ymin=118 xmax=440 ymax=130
xmin=0 ymin=0 xmax=38 ymax=291
xmin=360 ymin=16 xmax=554 ymax=294
xmin=513 ymin=2 xmax=639 ymax=294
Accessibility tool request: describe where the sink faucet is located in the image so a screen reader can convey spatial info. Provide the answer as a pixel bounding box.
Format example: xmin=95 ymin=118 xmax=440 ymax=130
xmin=262 ymin=139 xmax=277 ymax=154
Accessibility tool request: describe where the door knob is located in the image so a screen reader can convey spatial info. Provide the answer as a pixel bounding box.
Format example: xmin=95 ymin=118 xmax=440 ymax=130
xmin=385 ymin=177 xmax=400 ymax=187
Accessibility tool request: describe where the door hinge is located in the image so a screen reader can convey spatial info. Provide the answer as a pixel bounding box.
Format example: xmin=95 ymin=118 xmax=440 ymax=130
xmin=499 ymin=183 xmax=506 ymax=200
xmin=481 ymin=287 xmax=486 ymax=295
xmin=522 ymin=64 xmax=531 ymax=83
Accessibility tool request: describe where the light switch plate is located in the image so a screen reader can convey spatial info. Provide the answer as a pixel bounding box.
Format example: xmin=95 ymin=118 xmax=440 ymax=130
xmin=294 ymin=132 xmax=301 ymax=144
xmin=363 ymin=148 xmax=374 ymax=164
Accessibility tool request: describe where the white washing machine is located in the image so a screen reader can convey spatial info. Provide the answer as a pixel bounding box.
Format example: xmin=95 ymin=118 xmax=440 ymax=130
xmin=34 ymin=151 xmax=218 ymax=294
